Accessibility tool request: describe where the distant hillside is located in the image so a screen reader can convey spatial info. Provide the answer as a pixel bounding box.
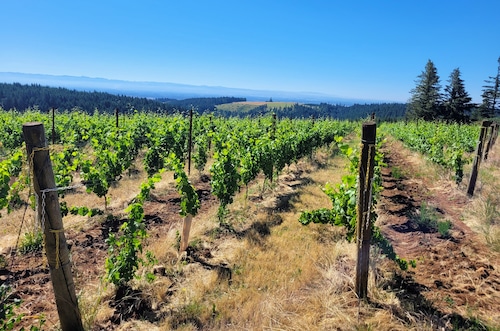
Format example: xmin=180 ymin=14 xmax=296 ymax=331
xmin=0 ymin=82 xmax=173 ymax=113
xmin=0 ymin=72 xmax=390 ymax=104
xmin=158 ymin=97 xmax=246 ymax=112
xmin=0 ymin=83 xmax=242 ymax=114
xmin=216 ymin=101 xmax=297 ymax=114
xmin=214 ymin=101 xmax=407 ymax=121
xmin=0 ymin=82 xmax=406 ymax=120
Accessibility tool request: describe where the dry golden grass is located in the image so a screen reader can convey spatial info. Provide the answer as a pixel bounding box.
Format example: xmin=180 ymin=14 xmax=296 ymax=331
xmin=11 ymin=136 xmax=500 ymax=330
xmin=462 ymin=140 xmax=500 ymax=251
xmin=129 ymin=146 xmax=428 ymax=331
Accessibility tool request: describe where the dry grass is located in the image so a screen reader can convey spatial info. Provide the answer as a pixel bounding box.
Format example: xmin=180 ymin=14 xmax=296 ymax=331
xmin=11 ymin=137 xmax=499 ymax=330
xmin=125 ymin=145 xmax=425 ymax=331
xmin=463 ymin=140 xmax=500 ymax=251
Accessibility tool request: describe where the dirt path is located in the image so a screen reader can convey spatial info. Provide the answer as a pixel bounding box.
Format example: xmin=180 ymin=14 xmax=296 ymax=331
xmin=377 ymin=138 xmax=500 ymax=328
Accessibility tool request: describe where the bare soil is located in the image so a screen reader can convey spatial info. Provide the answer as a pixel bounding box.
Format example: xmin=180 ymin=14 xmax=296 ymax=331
xmin=1 ymin=137 xmax=500 ymax=330
xmin=377 ymin=138 xmax=500 ymax=329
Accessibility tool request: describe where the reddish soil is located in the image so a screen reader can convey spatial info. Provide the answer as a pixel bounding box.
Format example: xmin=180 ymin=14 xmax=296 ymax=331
xmin=1 ymin=175 xmax=218 ymax=330
xmin=1 ymin=139 xmax=499 ymax=330
xmin=377 ymin=139 xmax=500 ymax=328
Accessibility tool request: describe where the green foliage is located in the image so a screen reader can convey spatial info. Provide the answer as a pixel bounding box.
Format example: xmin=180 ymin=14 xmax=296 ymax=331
xmin=144 ymin=145 xmax=164 ymax=177
xmin=299 ymin=208 xmax=335 ymax=226
xmin=443 ymin=68 xmax=474 ymax=123
xmin=105 ymin=203 xmax=155 ymax=287
xmin=51 ymin=146 xmax=80 ymax=188
xmin=0 ymin=285 xmax=22 ymax=330
xmin=81 ymin=129 xmax=143 ymax=208
xmin=167 ymin=154 xmax=200 ymax=217
xmin=299 ymin=136 xmax=363 ymax=242
xmin=174 ymin=230 xmax=181 ymax=251
xmin=383 ymin=121 xmax=478 ymax=184
xmin=299 ymin=132 xmax=412 ymax=270
xmin=68 ymin=206 xmax=103 ymax=217
xmin=159 ymin=96 xmax=246 ymax=112
xmin=391 ymin=166 xmax=403 ymax=180
xmin=105 ymin=175 xmax=160 ymax=287
xmin=0 ymin=150 xmax=24 ymax=217
xmin=411 ymin=202 xmax=439 ymax=232
xmin=215 ymin=101 xmax=406 ymax=121
xmin=438 ymin=220 xmax=452 ymax=238
xmin=372 ymin=227 xmax=414 ymax=270
xmin=478 ymin=57 xmax=500 ymax=119
xmin=193 ymin=135 xmax=209 ymax=174
xmin=0 ymin=284 xmax=45 ymax=331
xmin=210 ymin=142 xmax=241 ymax=223
xmin=0 ymin=82 xmax=173 ymax=114
xmin=407 ymin=59 xmax=442 ymax=121
xmin=18 ymin=230 xmax=43 ymax=255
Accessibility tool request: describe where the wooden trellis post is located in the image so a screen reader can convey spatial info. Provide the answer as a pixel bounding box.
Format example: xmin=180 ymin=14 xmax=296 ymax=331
xmin=467 ymin=120 xmax=491 ymax=197
xmin=51 ymin=107 xmax=56 ymax=145
xmin=484 ymin=123 xmax=495 ymax=160
xmin=490 ymin=122 xmax=499 ymax=147
xmin=355 ymin=121 xmax=376 ymax=299
xmin=115 ymin=107 xmax=119 ymax=128
xmin=23 ymin=122 xmax=84 ymax=331
xmin=187 ymin=108 xmax=193 ymax=175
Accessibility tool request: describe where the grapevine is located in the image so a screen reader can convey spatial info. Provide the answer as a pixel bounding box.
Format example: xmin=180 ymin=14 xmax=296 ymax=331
xmin=105 ymin=174 xmax=160 ymax=287
xmin=210 ymin=140 xmax=241 ymax=223
xmin=383 ymin=121 xmax=479 ymax=184
xmin=167 ymin=154 xmax=200 ymax=217
xmin=299 ymin=133 xmax=412 ymax=270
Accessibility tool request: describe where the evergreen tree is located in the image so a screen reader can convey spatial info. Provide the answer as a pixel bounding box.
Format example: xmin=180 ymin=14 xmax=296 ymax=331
xmin=407 ymin=59 xmax=442 ymax=121
xmin=442 ymin=68 xmax=473 ymax=123
xmin=478 ymin=57 xmax=500 ymax=118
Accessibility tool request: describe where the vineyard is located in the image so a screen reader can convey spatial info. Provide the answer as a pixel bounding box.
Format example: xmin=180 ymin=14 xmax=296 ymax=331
xmin=0 ymin=108 xmax=500 ymax=330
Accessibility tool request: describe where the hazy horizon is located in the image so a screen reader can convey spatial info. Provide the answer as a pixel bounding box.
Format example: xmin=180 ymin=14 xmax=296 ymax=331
xmin=0 ymin=72 xmax=397 ymax=105
xmin=2 ymin=1 xmax=499 ymax=103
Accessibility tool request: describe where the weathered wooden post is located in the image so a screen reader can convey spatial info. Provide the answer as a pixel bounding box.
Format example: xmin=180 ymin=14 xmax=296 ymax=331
xmin=493 ymin=123 xmax=499 ymax=146
xmin=51 ymin=107 xmax=56 ymax=145
xmin=208 ymin=114 xmax=213 ymax=151
xmin=187 ymin=108 xmax=193 ymax=175
xmin=484 ymin=123 xmax=495 ymax=160
xmin=115 ymin=107 xmax=119 ymax=128
xmin=23 ymin=122 xmax=84 ymax=331
xmin=355 ymin=121 xmax=377 ymax=300
xmin=271 ymin=113 xmax=277 ymax=141
xmin=467 ymin=120 xmax=491 ymax=197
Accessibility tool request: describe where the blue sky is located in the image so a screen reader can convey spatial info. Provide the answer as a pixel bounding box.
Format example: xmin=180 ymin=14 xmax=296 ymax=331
xmin=1 ymin=1 xmax=499 ymax=103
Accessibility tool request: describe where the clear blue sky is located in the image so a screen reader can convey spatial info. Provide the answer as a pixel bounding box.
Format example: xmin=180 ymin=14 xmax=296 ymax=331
xmin=1 ymin=1 xmax=499 ymax=103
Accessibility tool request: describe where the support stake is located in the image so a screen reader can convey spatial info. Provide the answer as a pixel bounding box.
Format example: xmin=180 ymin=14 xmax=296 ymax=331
xmin=355 ymin=121 xmax=376 ymax=300
xmin=23 ymin=122 xmax=84 ymax=331
xmin=467 ymin=120 xmax=491 ymax=197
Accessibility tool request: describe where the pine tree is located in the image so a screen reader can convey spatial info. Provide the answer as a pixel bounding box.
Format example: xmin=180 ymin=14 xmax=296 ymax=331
xmin=407 ymin=59 xmax=442 ymax=121
xmin=478 ymin=57 xmax=500 ymax=118
xmin=442 ymin=68 xmax=473 ymax=123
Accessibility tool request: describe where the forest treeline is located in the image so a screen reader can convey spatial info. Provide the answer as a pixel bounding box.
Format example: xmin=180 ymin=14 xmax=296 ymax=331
xmin=0 ymin=82 xmax=406 ymax=120
xmin=0 ymin=82 xmax=175 ymax=114
xmin=157 ymin=97 xmax=246 ymax=111
xmin=214 ymin=102 xmax=406 ymax=121
xmin=0 ymin=83 xmax=245 ymax=115
xmin=407 ymin=57 xmax=500 ymax=122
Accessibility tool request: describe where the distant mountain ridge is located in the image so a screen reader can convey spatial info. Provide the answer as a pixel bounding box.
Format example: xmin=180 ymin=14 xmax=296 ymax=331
xmin=0 ymin=80 xmax=407 ymax=120
xmin=0 ymin=72 xmax=374 ymax=104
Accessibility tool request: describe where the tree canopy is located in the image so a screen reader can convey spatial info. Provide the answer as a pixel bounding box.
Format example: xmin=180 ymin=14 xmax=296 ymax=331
xmin=0 ymin=83 xmax=243 ymax=114
xmin=442 ymin=68 xmax=473 ymax=123
xmin=407 ymin=60 xmax=442 ymax=121
xmin=478 ymin=57 xmax=500 ymax=118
